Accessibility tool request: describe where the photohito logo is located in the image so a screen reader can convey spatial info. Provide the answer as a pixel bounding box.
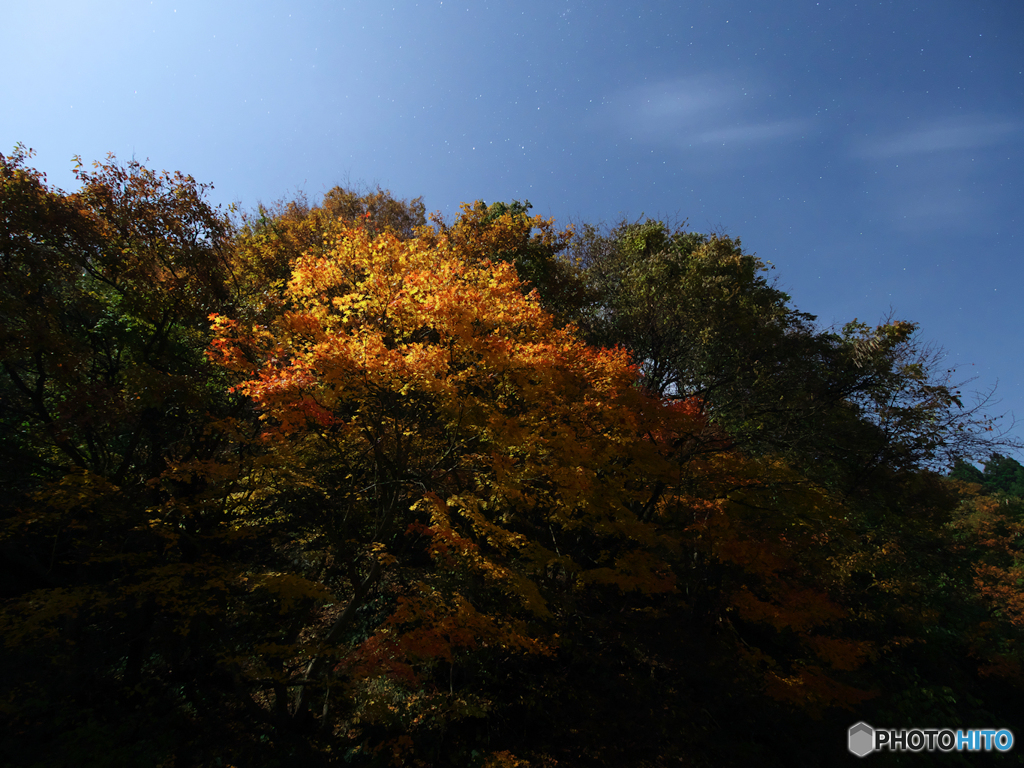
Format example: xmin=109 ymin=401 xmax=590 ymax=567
xmin=848 ymin=722 xmax=1014 ymax=756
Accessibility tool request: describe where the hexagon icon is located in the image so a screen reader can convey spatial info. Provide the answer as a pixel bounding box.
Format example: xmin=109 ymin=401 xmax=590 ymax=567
xmin=848 ymin=722 xmax=875 ymax=757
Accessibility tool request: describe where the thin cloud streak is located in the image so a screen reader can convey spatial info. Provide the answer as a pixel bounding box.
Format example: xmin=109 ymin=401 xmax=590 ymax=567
xmin=857 ymin=116 xmax=1018 ymax=157
xmin=608 ymin=73 xmax=810 ymax=152
xmin=852 ymin=116 xmax=1020 ymax=232
xmin=695 ymin=120 xmax=807 ymax=146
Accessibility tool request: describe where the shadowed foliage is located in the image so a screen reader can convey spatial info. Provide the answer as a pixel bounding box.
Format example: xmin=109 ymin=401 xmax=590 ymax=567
xmin=2 ymin=149 xmax=1022 ymax=767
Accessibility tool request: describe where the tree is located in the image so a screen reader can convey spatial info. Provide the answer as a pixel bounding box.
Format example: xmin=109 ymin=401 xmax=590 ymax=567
xmin=421 ymin=199 xmax=585 ymax=324
xmin=975 ymin=453 xmax=1024 ymax=497
xmin=572 ymin=219 xmax=808 ymax=399
xmin=947 ymin=484 xmax=1024 ymax=685
xmin=569 ymin=217 xmax=1021 ymax=488
xmin=321 ymin=184 xmax=426 ymax=239
xmin=226 ymin=185 xmax=428 ymax=323
xmin=950 ymin=458 xmax=986 ymax=485
xmin=205 ymin=203 xmax=699 ymax=757
xmin=0 ymin=145 xmax=233 ymax=495
xmin=0 ymin=147 xmax=262 ymax=765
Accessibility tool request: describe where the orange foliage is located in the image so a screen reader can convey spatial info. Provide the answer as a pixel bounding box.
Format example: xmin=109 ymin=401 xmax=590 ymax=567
xmin=206 ymin=206 xmax=705 ymax=726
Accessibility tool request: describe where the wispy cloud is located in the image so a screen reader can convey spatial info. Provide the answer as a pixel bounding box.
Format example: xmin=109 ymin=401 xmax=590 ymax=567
xmin=606 ymin=73 xmax=810 ymax=151
xmin=852 ymin=114 xmax=1020 ymax=231
xmin=888 ymin=184 xmax=987 ymax=230
xmin=857 ymin=115 xmax=1018 ymax=157
xmin=695 ymin=120 xmax=807 ymax=146
xmin=628 ymin=76 xmax=735 ymax=123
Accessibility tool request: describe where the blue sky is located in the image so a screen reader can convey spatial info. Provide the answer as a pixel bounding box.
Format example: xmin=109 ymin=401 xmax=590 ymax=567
xmin=4 ymin=0 xmax=1022 ymax=454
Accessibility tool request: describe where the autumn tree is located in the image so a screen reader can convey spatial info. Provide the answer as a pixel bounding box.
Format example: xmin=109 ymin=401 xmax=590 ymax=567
xmin=0 ymin=147 xmax=262 ymax=765
xmin=0 ymin=145 xmax=233 ymax=496
xmin=320 ymin=183 xmax=426 ymax=238
xmin=226 ymin=185 xmax=428 ymax=326
xmin=948 ymin=485 xmax=1024 ymax=679
xmin=419 ymin=199 xmax=586 ymax=323
xmin=207 ymin=199 xmax=917 ymax=763
xmin=203 ymin=202 xmax=706 ymax=758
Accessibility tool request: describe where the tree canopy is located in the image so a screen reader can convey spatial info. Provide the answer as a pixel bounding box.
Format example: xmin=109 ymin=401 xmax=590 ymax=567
xmin=2 ymin=148 xmax=1023 ymax=767
xmin=568 ymin=217 xmax=1016 ymax=489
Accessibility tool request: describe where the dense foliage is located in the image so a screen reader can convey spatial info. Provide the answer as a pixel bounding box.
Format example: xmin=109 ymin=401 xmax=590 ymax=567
xmin=2 ymin=147 xmax=1023 ymax=766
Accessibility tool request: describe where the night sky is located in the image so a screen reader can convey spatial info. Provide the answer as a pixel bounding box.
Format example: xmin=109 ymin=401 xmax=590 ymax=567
xmin=4 ymin=0 xmax=1022 ymax=454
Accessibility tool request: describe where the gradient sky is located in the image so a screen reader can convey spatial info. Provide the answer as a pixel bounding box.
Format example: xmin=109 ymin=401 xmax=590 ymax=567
xmin=4 ymin=0 xmax=1022 ymax=454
